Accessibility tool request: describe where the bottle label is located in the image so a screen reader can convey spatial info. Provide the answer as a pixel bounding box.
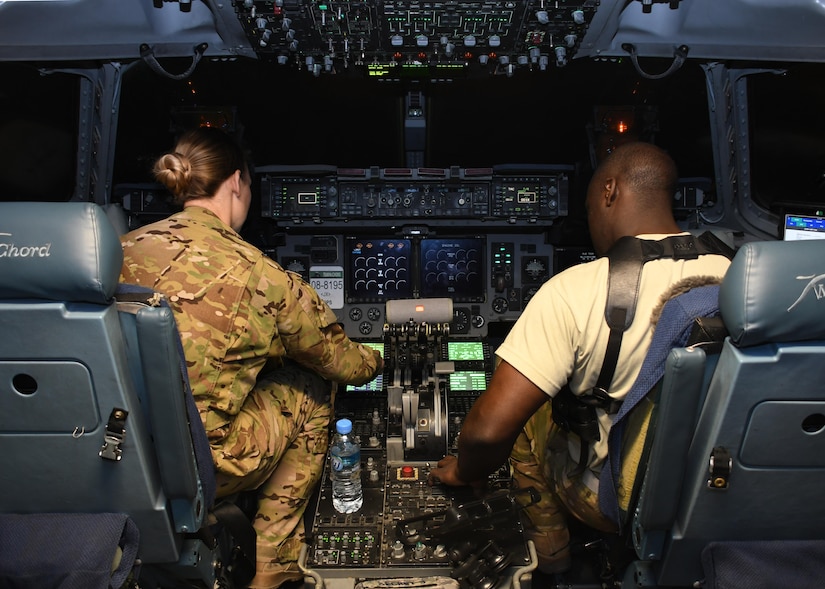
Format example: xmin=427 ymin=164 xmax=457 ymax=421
xmin=331 ymin=451 xmax=360 ymax=472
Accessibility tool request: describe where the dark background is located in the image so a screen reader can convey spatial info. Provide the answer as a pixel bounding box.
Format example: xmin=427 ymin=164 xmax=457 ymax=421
xmin=2 ymin=57 xmax=825 ymax=223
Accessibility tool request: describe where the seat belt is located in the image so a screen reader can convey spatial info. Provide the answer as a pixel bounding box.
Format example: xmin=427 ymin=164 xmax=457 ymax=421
xmin=552 ymin=232 xmax=734 ymax=473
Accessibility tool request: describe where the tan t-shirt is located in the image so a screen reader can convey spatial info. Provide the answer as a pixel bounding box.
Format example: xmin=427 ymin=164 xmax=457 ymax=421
xmin=496 ymin=233 xmax=732 ymax=479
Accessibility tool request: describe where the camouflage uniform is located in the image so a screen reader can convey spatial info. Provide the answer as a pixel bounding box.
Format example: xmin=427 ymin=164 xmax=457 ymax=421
xmin=120 ymin=206 xmax=382 ymax=581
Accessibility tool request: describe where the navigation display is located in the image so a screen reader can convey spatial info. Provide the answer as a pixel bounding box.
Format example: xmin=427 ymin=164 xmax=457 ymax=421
xmin=420 ymin=237 xmax=484 ymax=302
xmin=347 ymin=238 xmax=412 ymax=303
xmin=346 ymin=341 xmax=385 ymax=393
xmin=783 ymin=214 xmax=825 ymax=241
xmin=449 ymin=371 xmax=488 ymax=392
xmin=447 ymin=341 xmax=485 ymax=361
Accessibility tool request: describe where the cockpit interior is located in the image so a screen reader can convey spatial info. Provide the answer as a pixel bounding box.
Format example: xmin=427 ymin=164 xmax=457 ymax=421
xmin=1 ymin=1 xmax=825 ymax=589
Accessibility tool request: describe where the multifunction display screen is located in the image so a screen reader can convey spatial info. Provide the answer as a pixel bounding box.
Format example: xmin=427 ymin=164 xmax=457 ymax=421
xmin=448 ymin=371 xmax=487 ymax=392
xmin=347 ymin=238 xmax=412 ymax=303
xmin=420 ymin=237 xmax=484 ymax=302
xmin=447 ymin=341 xmax=485 ymax=361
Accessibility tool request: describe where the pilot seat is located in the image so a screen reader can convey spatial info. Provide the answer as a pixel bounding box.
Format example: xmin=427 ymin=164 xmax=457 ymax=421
xmin=621 ymin=239 xmax=825 ymax=588
xmin=0 ymin=202 xmax=252 ymax=589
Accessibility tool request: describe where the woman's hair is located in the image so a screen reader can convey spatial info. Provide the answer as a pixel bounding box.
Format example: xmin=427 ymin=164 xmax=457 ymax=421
xmin=152 ymin=127 xmax=249 ymax=204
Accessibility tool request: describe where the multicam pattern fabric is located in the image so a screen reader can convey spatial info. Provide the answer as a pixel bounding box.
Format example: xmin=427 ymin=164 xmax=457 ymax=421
xmin=120 ymin=207 xmax=381 ymax=437
xmin=120 ymin=206 xmax=382 ymax=573
xmin=511 ymin=403 xmax=617 ymax=535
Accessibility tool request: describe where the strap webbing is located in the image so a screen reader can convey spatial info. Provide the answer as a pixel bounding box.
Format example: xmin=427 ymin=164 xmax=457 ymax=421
xmin=595 ymin=232 xmax=734 ymax=397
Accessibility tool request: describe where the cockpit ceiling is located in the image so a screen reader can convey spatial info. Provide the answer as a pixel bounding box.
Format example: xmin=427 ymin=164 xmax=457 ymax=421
xmin=1 ymin=0 xmax=824 ymax=65
xmin=0 ymin=0 xmax=254 ymax=62
xmin=585 ymin=0 xmax=825 ymax=63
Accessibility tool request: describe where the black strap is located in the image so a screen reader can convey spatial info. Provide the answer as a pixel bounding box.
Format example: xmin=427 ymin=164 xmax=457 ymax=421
xmin=213 ymin=501 xmax=257 ymax=587
xmin=597 ymin=237 xmax=645 ymax=392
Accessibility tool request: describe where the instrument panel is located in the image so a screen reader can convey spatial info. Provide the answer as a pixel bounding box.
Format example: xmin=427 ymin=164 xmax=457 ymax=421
xmin=274 ymin=231 xmax=555 ymax=338
xmin=233 ymin=0 xmax=599 ymax=77
xmin=259 ymin=165 xmax=569 ymax=226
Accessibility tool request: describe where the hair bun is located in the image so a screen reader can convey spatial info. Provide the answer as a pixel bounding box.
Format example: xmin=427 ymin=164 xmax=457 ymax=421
xmin=154 ymin=152 xmax=192 ymax=197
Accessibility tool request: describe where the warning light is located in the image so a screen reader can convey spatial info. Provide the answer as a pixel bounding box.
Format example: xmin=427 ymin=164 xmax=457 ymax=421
xmin=398 ymin=465 xmax=418 ymax=480
xmin=418 ymin=52 xmax=427 ymax=60
xmin=617 ymin=120 xmax=628 ymax=133
xmin=464 ymin=52 xmax=473 ymax=59
xmin=415 ymin=305 xmax=425 ymax=313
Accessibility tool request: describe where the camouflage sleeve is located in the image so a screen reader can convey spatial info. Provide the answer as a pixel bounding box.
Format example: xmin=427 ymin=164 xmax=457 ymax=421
xmin=254 ymin=260 xmax=383 ymax=385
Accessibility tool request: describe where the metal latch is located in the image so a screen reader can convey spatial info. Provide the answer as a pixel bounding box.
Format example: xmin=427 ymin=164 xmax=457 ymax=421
xmin=707 ymin=446 xmax=732 ymax=489
xmin=99 ymin=408 xmax=129 ymax=461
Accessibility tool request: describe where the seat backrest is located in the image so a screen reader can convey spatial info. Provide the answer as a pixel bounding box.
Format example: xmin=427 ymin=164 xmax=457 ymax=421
xmin=0 ymin=202 xmax=209 ymax=566
xmin=627 ymin=239 xmax=825 ymax=587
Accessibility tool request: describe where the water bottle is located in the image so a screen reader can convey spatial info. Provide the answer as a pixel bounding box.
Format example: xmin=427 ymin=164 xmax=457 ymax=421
xmin=330 ymin=418 xmax=363 ymax=513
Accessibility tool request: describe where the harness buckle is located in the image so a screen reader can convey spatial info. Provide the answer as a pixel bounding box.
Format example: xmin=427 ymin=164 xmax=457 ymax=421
xmin=99 ymin=408 xmax=129 ymax=461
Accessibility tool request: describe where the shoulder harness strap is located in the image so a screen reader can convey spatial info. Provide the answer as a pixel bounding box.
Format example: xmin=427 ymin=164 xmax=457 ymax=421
xmin=596 ymin=231 xmax=734 ymax=395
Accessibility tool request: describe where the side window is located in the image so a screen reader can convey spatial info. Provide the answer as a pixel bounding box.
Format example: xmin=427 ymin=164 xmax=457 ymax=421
xmin=0 ymin=64 xmax=78 ymax=202
xmin=750 ymin=63 xmax=825 ymax=216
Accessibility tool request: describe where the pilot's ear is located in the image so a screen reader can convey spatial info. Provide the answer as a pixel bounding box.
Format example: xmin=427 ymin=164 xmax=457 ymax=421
xmin=603 ymin=177 xmax=618 ymax=207
xmin=229 ymin=169 xmax=242 ymax=196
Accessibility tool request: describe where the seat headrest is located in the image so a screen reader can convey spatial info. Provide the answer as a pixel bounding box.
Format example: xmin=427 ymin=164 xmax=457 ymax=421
xmin=720 ymin=240 xmax=825 ymax=347
xmin=0 ymin=202 xmax=123 ymax=304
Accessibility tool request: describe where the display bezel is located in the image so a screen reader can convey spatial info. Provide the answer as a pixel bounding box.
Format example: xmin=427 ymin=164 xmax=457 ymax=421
xmin=420 ymin=236 xmax=485 ymax=302
xmin=783 ymin=214 xmax=825 ymax=241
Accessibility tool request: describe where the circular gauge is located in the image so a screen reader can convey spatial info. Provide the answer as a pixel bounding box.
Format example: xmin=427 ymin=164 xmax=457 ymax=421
xmin=349 ymin=307 xmax=363 ymax=321
xmin=283 ymin=258 xmax=307 ymax=274
xmin=452 ymin=308 xmax=470 ymax=333
xmin=524 ymin=258 xmax=548 ymax=282
xmin=492 ymin=297 xmax=509 ymax=314
xmin=367 ymin=307 xmax=382 ymax=321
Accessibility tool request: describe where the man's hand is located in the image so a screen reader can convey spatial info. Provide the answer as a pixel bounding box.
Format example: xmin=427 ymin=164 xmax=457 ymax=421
xmin=428 ymin=455 xmax=489 ymax=496
xmin=427 ymin=454 xmax=466 ymax=486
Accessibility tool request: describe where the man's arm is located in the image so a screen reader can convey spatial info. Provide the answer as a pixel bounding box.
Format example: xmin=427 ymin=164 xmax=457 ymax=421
xmin=428 ymin=360 xmax=549 ymax=486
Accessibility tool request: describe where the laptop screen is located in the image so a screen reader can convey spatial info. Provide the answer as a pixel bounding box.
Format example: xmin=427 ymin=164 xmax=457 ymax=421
xmin=783 ymin=214 xmax=825 ymax=241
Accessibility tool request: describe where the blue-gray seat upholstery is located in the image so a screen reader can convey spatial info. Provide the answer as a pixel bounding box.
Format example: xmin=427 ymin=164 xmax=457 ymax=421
xmin=627 ymin=239 xmax=825 ymax=587
xmin=0 ymin=202 xmax=210 ymax=571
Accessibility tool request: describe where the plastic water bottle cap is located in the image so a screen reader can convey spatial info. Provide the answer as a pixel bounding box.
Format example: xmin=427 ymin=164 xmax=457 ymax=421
xmin=336 ymin=418 xmax=353 ymax=434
